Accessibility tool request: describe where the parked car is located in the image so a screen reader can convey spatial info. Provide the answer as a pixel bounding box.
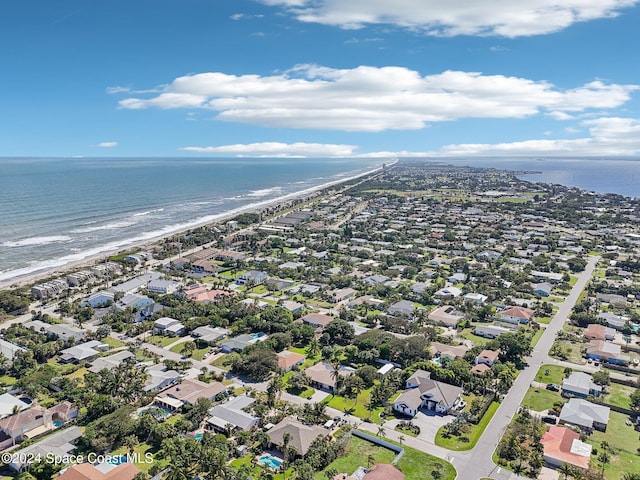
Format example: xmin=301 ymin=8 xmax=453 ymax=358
xmin=546 ymin=383 xmax=560 ymax=391
xmin=542 ymin=415 xmax=557 ymax=424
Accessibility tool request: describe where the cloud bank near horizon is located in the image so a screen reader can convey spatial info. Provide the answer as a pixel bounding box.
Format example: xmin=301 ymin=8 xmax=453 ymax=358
xmin=257 ymin=0 xmax=639 ymax=37
xmin=116 ymin=65 xmax=637 ymax=133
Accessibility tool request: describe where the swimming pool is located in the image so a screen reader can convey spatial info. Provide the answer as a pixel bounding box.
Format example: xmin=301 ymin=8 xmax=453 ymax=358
xmin=258 ymin=454 xmax=282 ymax=469
xmin=53 ymin=420 xmax=63 ymax=428
xmin=195 ymin=433 xmax=203 ymax=441
xmin=107 ymin=455 xmax=127 ymax=465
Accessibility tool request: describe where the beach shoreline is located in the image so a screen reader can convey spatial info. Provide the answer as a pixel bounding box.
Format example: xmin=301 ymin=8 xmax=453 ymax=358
xmin=0 ymin=162 xmax=391 ymax=291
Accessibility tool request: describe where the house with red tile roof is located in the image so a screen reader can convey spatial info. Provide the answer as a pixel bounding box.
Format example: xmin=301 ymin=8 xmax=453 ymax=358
xmin=499 ymin=306 xmax=534 ymax=324
xmin=541 ymin=425 xmax=591 ymax=470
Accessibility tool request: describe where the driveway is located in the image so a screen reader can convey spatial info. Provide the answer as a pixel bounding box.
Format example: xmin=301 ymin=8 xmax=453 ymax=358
xmin=383 ymin=410 xmax=451 ymax=443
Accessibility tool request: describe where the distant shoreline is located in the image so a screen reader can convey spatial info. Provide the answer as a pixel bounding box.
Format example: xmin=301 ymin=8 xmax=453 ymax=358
xmin=0 ymin=162 xmax=391 ymax=291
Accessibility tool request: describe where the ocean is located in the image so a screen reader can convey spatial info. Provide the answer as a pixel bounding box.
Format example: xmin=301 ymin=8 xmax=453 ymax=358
xmin=0 ymin=156 xmax=638 ymax=284
xmin=0 ymin=157 xmax=385 ymax=283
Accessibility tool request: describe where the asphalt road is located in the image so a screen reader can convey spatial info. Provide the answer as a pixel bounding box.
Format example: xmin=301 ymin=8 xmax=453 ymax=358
xmin=453 ymin=255 xmax=600 ymax=480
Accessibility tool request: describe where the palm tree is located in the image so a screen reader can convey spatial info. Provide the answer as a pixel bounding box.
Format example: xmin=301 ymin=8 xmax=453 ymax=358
xmin=282 ymin=432 xmax=291 ymax=480
xmin=306 ymin=338 xmax=320 ymax=358
xmin=621 ymin=474 xmax=640 ymax=480
xmin=330 ymin=359 xmax=341 ymax=395
xmin=376 ymin=426 xmax=386 ymax=438
xmin=558 ymin=462 xmax=573 ymax=480
xmin=367 ymin=454 xmax=376 ymax=469
xmin=398 ymin=435 xmax=405 ymax=447
xmin=597 ymin=450 xmax=610 ymax=477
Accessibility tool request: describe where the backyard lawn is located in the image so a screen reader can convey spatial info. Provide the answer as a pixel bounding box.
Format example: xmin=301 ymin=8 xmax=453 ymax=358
xmin=112 ymin=442 xmax=164 ymax=473
xmin=587 ymin=411 xmax=639 ymax=479
xmin=602 ymin=383 xmax=638 ymax=409
xmin=146 ymin=335 xmax=176 ymax=347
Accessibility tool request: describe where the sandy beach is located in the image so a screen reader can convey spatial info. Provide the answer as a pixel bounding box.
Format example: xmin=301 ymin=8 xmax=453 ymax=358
xmin=0 ymin=162 xmax=391 ymax=291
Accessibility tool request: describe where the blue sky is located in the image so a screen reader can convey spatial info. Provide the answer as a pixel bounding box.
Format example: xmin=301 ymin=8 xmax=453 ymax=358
xmin=1 ymin=0 xmax=639 ymax=158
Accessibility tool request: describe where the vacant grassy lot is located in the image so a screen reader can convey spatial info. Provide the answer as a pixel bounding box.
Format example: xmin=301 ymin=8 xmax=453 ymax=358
xmin=325 ymin=389 xmax=385 ymax=423
xmin=588 ymin=411 xmax=639 ymax=479
xmin=602 ymin=382 xmax=638 ymax=409
xmin=315 ymin=435 xmax=456 ymax=480
xmin=534 ymin=364 xmax=568 ymax=385
xmin=521 ymin=387 xmax=565 ymax=412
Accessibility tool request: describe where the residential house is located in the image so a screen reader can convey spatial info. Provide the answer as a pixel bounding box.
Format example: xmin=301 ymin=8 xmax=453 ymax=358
xmin=87 ymin=351 xmax=135 ymax=374
xmin=0 ymin=406 xmax=52 ymax=444
xmin=0 ymin=394 xmax=29 ymax=418
xmin=0 ymin=338 xmax=27 ymax=361
xmin=388 ymin=300 xmax=415 ymax=317
xmin=392 ymin=369 xmax=463 ymax=417
xmin=59 ymin=340 xmax=108 ymax=363
xmin=328 ymin=287 xmax=356 ymax=303
xmin=154 ymin=317 xmax=186 ymax=336
xmin=147 ymin=279 xmax=181 ymax=294
xmin=361 ymin=464 xmax=405 ymax=480
xmin=447 ymin=272 xmax=467 ymax=283
xmin=583 ymin=324 xmax=615 ymax=341
xmin=115 ymin=293 xmax=154 ymax=310
xmin=474 ymin=324 xmax=516 ymax=339
xmin=144 ymin=364 xmax=181 ymax=393
xmin=463 ymin=293 xmax=488 ymax=304
xmin=429 ymin=342 xmax=469 ymax=361
xmin=559 ymin=398 xmax=610 ymax=432
xmin=8 ymin=426 xmax=83 ymax=472
xmin=191 ymin=326 xmax=229 ymax=345
xmin=301 ymin=313 xmax=334 ymax=329
xmin=206 ymin=395 xmax=259 ymax=434
xmin=46 ymin=324 xmax=86 ymax=343
xmin=267 ymin=417 xmax=330 ymax=456
xmin=236 ymin=270 xmax=268 ymax=286
xmin=585 ymin=340 xmax=629 ymax=365
xmin=597 ymin=312 xmax=629 ymax=330
xmin=276 ymin=350 xmax=306 ymax=372
xmin=434 ymin=286 xmax=462 ymax=298
xmin=499 ymin=306 xmax=534 ymax=324
xmin=541 ymin=426 xmax=591 ymax=470
xmin=57 ymin=462 xmax=140 ymax=480
xmin=80 ymin=291 xmax=115 ymax=308
xmin=427 ymin=305 xmax=464 ymax=327
xmin=155 ymin=379 xmax=227 ymax=412
xmin=561 ymin=372 xmax=602 ymax=398
xmin=305 ymin=362 xmax=354 ymax=393
xmin=475 ymin=350 xmax=500 ymax=367
xmin=532 ymin=282 xmax=553 ymax=297
xmin=220 ymin=333 xmax=268 ymax=353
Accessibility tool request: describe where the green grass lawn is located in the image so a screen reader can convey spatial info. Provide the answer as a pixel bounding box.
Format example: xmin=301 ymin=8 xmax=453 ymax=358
xmin=536 ymin=316 xmax=551 ymax=324
xmin=111 ymin=442 xmax=164 ymax=473
xmin=569 ymin=275 xmax=578 ymax=286
xmin=231 ymin=453 xmax=293 ymax=480
xmin=66 ymin=367 xmax=87 ymax=386
xmin=0 ymin=374 xmax=18 ymax=386
xmin=530 ymin=328 xmax=544 ymax=347
xmin=587 ymin=411 xmax=640 ymax=479
xmin=521 ymin=387 xmax=564 ymax=412
xmin=314 ymin=434 xmax=456 ymax=480
xmin=435 ymin=402 xmax=499 ymax=451
xmin=211 ymin=354 xmax=230 ymax=369
xmin=325 ymin=389 xmax=385 ymax=424
xmin=313 ymin=436 xmax=396 ymax=479
xmin=602 ymin=383 xmax=637 ymax=409
xmin=534 ymin=364 xmax=569 ymax=385
xmin=102 ymin=336 xmax=127 ymax=348
xmin=459 ymin=328 xmax=489 ymax=346
xmin=169 ymin=343 xmax=210 ymax=361
xmin=146 ymin=335 xmax=176 ymax=347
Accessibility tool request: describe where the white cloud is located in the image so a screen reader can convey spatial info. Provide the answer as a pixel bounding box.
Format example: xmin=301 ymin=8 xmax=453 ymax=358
xmin=257 ymin=0 xmax=638 ymax=37
xmin=181 ymin=141 xmax=357 ymax=157
xmin=436 ymin=117 xmax=640 ymax=156
xmin=96 ymin=141 xmax=118 ymax=148
xmin=118 ymin=65 xmax=637 ymax=132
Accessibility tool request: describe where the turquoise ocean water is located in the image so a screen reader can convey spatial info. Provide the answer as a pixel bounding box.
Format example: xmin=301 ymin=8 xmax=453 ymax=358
xmin=0 ymin=156 xmax=638 ymax=283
